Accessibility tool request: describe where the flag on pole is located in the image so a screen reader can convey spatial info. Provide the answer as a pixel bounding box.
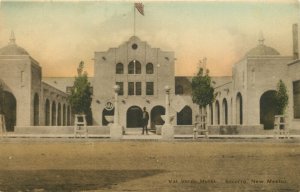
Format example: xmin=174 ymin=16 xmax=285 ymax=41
xmin=135 ymin=2 xmax=144 ymax=16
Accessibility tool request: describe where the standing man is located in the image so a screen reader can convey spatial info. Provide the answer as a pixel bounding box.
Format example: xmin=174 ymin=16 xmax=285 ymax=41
xmin=142 ymin=107 xmax=149 ymax=135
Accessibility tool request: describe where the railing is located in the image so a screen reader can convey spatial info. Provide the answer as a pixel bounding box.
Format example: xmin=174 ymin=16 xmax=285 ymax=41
xmin=274 ymin=115 xmax=289 ymax=139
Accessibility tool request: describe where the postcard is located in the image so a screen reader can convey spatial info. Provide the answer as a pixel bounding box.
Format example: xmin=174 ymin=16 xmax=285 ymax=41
xmin=0 ymin=1 xmax=299 ymax=191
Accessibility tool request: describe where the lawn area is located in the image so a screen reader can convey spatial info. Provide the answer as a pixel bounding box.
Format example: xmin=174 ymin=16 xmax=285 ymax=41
xmin=0 ymin=139 xmax=299 ymax=191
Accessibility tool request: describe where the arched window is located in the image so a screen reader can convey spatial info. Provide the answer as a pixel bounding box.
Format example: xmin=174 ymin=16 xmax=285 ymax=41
xmin=135 ymin=61 xmax=141 ymax=74
xmin=116 ymin=63 xmax=124 ymax=74
xmin=146 ymin=63 xmax=154 ymax=74
xmin=128 ymin=60 xmax=141 ymax=74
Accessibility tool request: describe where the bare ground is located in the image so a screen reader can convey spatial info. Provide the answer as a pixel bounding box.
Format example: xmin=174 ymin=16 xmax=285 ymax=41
xmin=0 ymin=139 xmax=299 ymax=192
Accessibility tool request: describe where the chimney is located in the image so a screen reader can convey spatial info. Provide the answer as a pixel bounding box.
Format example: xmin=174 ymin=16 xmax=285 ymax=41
xmin=292 ymin=23 xmax=299 ymax=60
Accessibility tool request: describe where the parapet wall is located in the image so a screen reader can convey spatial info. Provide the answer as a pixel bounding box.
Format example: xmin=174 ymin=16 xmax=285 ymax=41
xmin=14 ymin=126 xmax=110 ymax=136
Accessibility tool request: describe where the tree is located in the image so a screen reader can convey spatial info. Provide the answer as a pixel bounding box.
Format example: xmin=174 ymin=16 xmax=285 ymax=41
xmin=191 ymin=68 xmax=215 ymax=109
xmin=68 ymin=61 xmax=93 ymax=125
xmin=275 ymin=79 xmax=289 ymax=115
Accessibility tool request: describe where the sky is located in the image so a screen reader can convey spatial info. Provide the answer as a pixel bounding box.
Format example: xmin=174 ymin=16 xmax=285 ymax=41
xmin=0 ymin=0 xmax=299 ymax=77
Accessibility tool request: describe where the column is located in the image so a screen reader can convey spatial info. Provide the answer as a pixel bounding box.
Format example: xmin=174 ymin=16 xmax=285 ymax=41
xmin=161 ymin=85 xmax=174 ymax=139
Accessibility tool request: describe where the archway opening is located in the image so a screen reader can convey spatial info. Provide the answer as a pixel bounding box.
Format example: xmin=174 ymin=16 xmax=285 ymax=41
xmin=51 ymin=101 xmax=56 ymax=126
xmin=63 ymin=104 xmax=66 ymax=126
xmin=215 ymin=101 xmax=220 ymax=125
xmin=33 ymin=93 xmax=39 ymax=126
xmin=222 ymin=99 xmax=228 ymax=125
xmin=57 ymin=103 xmax=61 ymax=126
xmin=150 ymin=105 xmax=165 ymax=129
xmin=236 ymin=93 xmax=243 ymax=125
xmin=126 ymin=106 xmax=143 ymax=128
xmin=260 ymin=90 xmax=278 ymax=129
xmin=209 ymin=103 xmax=213 ymax=125
xmin=67 ymin=106 xmax=71 ymax=126
xmin=102 ymin=108 xmax=114 ymax=126
xmin=177 ymin=106 xmax=192 ymax=125
xmin=0 ymin=91 xmax=16 ymax=131
xmin=45 ymin=99 xmax=50 ymax=126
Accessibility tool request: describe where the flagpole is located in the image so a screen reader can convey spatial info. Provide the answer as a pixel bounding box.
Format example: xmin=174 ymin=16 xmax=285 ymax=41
xmin=134 ymin=3 xmax=136 ymax=37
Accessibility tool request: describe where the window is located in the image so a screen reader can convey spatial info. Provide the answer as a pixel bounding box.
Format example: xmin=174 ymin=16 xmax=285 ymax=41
xmin=136 ymin=62 xmax=141 ymax=74
xmin=116 ymin=82 xmax=124 ymax=95
xmin=128 ymin=60 xmax=141 ymax=74
xmin=293 ymin=80 xmax=300 ymax=119
xmin=146 ymin=63 xmax=154 ymax=74
xmin=146 ymin=82 xmax=154 ymax=95
xmin=116 ymin=63 xmax=124 ymax=74
xmin=128 ymin=82 xmax=134 ymax=95
xmin=136 ymin=82 xmax=142 ymax=95
xmin=175 ymin=85 xmax=183 ymax=95
xmin=128 ymin=82 xmax=142 ymax=96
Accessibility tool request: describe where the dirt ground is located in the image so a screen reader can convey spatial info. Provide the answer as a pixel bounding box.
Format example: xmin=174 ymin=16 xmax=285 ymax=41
xmin=0 ymin=139 xmax=299 ymax=192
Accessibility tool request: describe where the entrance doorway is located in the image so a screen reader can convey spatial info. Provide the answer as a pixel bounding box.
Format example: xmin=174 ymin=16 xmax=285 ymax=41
xmin=102 ymin=108 xmax=114 ymax=126
xmin=260 ymin=90 xmax=278 ymax=129
xmin=0 ymin=91 xmax=16 ymax=131
xmin=150 ymin=105 xmax=165 ymax=129
xmin=126 ymin=106 xmax=143 ymax=128
xmin=177 ymin=105 xmax=192 ymax=125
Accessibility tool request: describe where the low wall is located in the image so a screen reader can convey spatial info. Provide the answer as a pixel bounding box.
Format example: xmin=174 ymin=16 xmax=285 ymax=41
xmin=208 ymin=125 xmax=267 ymax=135
xmin=156 ymin=125 xmax=199 ymax=135
xmin=14 ymin=126 xmax=110 ymax=135
xmin=156 ymin=124 xmax=271 ymax=135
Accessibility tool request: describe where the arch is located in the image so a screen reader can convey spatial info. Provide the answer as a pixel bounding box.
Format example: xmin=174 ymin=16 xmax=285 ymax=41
xmin=51 ymin=101 xmax=56 ymax=126
xmin=116 ymin=63 xmax=124 ymax=74
xmin=33 ymin=93 xmax=39 ymax=126
xmin=209 ymin=103 xmax=213 ymax=125
xmin=0 ymin=91 xmax=16 ymax=131
xmin=260 ymin=90 xmax=278 ymax=129
xmin=57 ymin=103 xmax=61 ymax=125
xmin=102 ymin=108 xmax=114 ymax=126
xmin=45 ymin=99 xmax=50 ymax=126
xmin=177 ymin=105 xmax=192 ymax=125
xmin=128 ymin=60 xmax=141 ymax=74
xmin=236 ymin=93 xmax=243 ymax=125
xmin=215 ymin=100 xmax=220 ymax=125
xmin=146 ymin=63 xmax=154 ymax=74
xmin=175 ymin=85 xmax=184 ymax=95
xmin=126 ymin=106 xmax=143 ymax=128
xmin=63 ymin=104 xmax=66 ymax=126
xmin=222 ymin=98 xmax=228 ymax=125
xmin=150 ymin=105 xmax=165 ymax=129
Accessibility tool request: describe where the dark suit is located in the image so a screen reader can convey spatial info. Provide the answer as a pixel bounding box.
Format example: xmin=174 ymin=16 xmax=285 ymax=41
xmin=142 ymin=110 xmax=149 ymax=134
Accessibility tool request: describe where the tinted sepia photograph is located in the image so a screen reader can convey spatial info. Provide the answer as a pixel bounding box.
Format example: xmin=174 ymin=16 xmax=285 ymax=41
xmin=0 ymin=0 xmax=299 ymax=191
